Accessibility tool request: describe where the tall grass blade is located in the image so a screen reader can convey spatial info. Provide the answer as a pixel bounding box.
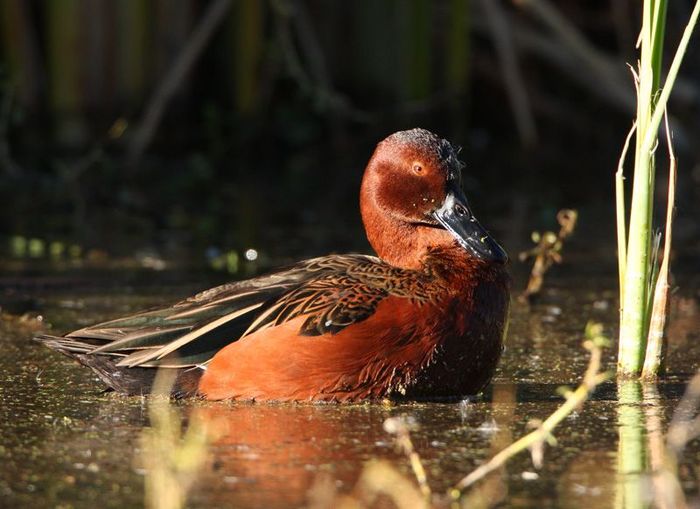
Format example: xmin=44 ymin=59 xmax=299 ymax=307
xmin=618 ymin=0 xmax=700 ymax=376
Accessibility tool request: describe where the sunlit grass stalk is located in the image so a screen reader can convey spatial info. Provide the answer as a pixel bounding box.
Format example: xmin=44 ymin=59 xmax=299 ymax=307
xmin=450 ymin=322 xmax=610 ymax=497
xmin=617 ymin=0 xmax=700 ymax=376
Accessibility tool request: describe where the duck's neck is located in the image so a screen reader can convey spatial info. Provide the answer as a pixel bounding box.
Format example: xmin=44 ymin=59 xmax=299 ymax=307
xmin=422 ymin=244 xmax=501 ymax=283
xmin=360 ymin=202 xmax=465 ymax=270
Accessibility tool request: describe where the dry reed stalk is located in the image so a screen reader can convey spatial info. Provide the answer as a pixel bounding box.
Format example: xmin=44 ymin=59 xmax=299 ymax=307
xmin=641 ymin=111 xmax=676 ymax=379
xmin=618 ymin=0 xmax=700 ymax=376
xmin=450 ymin=322 xmax=609 ymax=497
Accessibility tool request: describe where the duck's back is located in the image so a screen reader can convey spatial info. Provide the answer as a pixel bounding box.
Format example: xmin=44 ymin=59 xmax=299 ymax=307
xmin=35 ymin=254 xmax=436 ymax=398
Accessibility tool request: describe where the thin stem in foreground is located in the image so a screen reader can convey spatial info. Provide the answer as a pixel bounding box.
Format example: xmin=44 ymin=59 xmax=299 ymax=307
xmin=383 ymin=416 xmax=431 ymax=499
xmin=450 ymin=323 xmax=610 ymax=497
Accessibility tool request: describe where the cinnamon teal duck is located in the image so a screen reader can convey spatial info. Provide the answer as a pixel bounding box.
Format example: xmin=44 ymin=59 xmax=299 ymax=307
xmin=36 ymin=128 xmax=510 ymax=402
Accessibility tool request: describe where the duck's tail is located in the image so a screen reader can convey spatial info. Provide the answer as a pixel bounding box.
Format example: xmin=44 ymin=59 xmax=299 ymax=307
xmin=34 ymin=334 xmax=203 ymax=397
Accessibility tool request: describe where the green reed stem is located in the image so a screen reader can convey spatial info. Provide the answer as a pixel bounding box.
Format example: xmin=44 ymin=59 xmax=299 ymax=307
xmin=617 ymin=0 xmax=700 ymax=376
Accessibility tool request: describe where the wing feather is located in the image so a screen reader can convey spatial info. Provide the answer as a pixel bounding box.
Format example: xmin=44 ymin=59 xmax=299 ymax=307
xmin=116 ymin=302 xmax=264 ymax=367
xmin=38 ymin=254 xmax=429 ymax=370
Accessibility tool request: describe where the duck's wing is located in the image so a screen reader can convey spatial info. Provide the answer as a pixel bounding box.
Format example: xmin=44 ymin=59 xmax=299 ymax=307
xmin=241 ymin=255 xmax=433 ymax=337
xmin=36 ymin=254 xmax=404 ymax=369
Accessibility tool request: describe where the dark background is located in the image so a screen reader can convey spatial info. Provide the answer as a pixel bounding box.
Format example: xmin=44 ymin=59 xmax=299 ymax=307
xmin=1 ymin=0 xmax=699 ymax=272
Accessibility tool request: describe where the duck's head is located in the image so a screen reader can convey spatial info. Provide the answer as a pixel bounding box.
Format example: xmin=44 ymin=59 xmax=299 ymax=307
xmin=360 ymin=128 xmax=507 ymax=270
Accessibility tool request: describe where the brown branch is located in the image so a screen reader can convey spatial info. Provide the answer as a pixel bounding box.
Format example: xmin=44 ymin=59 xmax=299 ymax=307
xmin=127 ymin=0 xmax=232 ymax=170
xmin=271 ymin=0 xmax=371 ymax=122
xmin=512 ymin=0 xmax=633 ymax=109
xmin=0 ymin=87 xmax=23 ymax=178
xmin=480 ymin=0 xmax=537 ymax=146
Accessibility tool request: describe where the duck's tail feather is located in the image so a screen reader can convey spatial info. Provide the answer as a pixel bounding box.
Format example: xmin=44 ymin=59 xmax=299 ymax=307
xmin=34 ymin=334 xmax=203 ymax=397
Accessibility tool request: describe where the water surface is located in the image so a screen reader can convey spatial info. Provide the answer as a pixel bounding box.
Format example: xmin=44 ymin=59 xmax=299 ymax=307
xmin=1 ymin=268 xmax=699 ymax=508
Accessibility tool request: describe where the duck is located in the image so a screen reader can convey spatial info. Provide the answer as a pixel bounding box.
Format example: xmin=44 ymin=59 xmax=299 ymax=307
xmin=35 ymin=128 xmax=510 ymax=402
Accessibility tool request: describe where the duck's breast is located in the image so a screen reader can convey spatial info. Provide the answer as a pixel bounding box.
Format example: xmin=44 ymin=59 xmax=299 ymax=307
xmin=402 ymin=264 xmax=510 ymax=398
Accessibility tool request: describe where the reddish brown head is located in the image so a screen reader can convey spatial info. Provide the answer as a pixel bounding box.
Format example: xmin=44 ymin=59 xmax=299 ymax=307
xmin=360 ymin=128 xmax=507 ymax=269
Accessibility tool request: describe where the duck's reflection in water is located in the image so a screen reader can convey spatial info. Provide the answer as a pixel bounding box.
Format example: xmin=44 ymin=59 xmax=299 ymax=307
xmin=189 ymin=403 xmax=394 ymax=508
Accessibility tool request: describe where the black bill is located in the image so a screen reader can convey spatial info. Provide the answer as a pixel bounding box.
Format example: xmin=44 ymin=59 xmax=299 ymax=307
xmin=432 ymin=186 xmax=508 ymax=264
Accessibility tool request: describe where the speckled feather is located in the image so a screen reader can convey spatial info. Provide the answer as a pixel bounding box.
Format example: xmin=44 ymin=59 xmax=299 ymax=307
xmin=35 ymin=253 xmax=447 ymax=370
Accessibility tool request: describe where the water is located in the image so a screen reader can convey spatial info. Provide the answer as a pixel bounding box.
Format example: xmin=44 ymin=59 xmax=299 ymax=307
xmin=1 ymin=267 xmax=699 ymax=508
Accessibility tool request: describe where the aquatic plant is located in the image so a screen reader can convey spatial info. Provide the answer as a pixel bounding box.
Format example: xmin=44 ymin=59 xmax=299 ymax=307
xmin=518 ymin=208 xmax=577 ymax=302
xmin=616 ymin=0 xmax=700 ymax=377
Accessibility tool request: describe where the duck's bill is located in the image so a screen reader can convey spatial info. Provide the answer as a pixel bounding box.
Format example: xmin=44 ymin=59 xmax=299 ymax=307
xmin=432 ymin=188 xmax=508 ymax=264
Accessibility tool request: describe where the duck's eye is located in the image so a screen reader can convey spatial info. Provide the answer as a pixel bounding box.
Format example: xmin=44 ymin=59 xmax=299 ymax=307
xmin=455 ymin=204 xmax=468 ymax=217
xmin=412 ymin=164 xmax=423 ymax=175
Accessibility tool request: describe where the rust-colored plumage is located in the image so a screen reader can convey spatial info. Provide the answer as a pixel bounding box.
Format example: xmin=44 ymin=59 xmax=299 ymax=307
xmin=36 ymin=128 xmax=510 ymax=401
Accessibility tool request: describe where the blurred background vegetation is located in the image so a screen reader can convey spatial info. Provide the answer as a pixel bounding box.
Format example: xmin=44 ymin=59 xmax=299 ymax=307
xmin=1 ymin=0 xmax=699 ymax=271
